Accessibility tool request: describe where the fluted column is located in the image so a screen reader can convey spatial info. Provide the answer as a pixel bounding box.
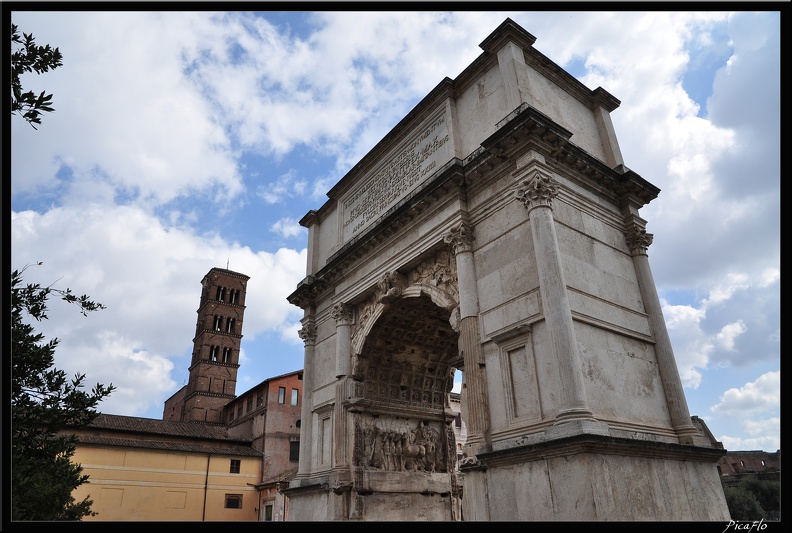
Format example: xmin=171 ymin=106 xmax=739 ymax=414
xmin=444 ymin=221 xmax=490 ymax=454
xmin=331 ymin=303 xmax=354 ymax=378
xmin=331 ymin=303 xmax=353 ymax=469
xmin=623 ymin=208 xmax=703 ymax=444
xmin=296 ymin=320 xmax=316 ymax=477
xmin=515 ymin=155 xmax=594 ymax=424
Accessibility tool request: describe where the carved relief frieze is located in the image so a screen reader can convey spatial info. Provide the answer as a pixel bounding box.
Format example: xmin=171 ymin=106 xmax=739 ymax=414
xmin=354 ymin=416 xmax=449 ymax=473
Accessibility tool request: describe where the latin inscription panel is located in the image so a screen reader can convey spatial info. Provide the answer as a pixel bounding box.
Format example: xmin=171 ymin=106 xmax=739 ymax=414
xmin=341 ymin=107 xmax=451 ymax=243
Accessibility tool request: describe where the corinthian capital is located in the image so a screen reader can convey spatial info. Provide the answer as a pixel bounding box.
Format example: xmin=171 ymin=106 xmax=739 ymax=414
xmin=443 ymin=222 xmax=474 ymax=255
xmin=625 ymin=228 xmax=653 ymax=255
xmin=515 ymin=170 xmax=559 ymax=210
xmin=298 ymin=324 xmax=317 ymax=345
xmin=331 ymin=302 xmax=354 ymax=326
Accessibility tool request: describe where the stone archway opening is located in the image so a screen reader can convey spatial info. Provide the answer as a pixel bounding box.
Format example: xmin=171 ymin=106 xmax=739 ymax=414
xmin=351 ymin=293 xmax=462 ymax=494
xmin=356 ymin=294 xmax=457 ymax=411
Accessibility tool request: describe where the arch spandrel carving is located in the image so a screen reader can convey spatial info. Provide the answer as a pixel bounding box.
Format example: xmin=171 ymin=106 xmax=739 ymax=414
xmin=351 ymin=250 xmax=460 ymax=359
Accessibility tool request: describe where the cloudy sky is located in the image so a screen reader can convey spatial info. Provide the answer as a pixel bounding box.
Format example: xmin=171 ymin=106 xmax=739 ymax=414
xmin=9 ymin=10 xmax=779 ymax=452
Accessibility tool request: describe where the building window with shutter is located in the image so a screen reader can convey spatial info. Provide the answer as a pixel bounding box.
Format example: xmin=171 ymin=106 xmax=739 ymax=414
xmin=225 ymin=494 xmax=242 ymax=509
xmin=230 ymin=459 xmax=241 ymax=473
xmin=290 ymin=440 xmax=300 ymax=461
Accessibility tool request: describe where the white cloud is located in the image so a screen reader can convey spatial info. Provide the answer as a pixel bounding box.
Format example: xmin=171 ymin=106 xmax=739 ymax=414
xmin=80 ymin=331 xmax=177 ymax=417
xmin=11 ymin=12 xmax=243 ymax=208
xmin=743 ymin=417 xmax=780 ymax=437
xmin=271 ymin=217 xmax=306 ymax=239
xmin=256 ymin=170 xmax=307 ymax=204
xmin=279 ymin=321 xmax=304 ymax=346
xmin=719 ymin=433 xmax=780 ymax=453
xmin=11 ymin=11 xmax=778 ymax=449
xmin=11 ymin=204 xmax=306 ymax=413
xmin=705 ymin=273 xmax=751 ymax=306
xmin=662 ymin=300 xmax=711 ymax=388
xmin=710 ymin=371 xmax=780 ymax=415
xmin=713 ymin=320 xmax=746 ymax=351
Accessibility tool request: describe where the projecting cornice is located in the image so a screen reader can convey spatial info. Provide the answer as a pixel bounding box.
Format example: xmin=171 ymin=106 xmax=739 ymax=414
xmin=461 ymin=433 xmax=726 ymax=472
xmin=288 ymin=104 xmax=660 ymax=311
xmin=465 ymin=103 xmax=659 ymax=206
xmin=287 ymin=161 xmax=465 ymax=309
xmin=478 ymin=18 xmax=620 ymax=113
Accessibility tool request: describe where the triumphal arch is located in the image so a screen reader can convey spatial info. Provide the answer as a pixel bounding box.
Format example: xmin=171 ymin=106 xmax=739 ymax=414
xmin=285 ymin=19 xmax=730 ymax=521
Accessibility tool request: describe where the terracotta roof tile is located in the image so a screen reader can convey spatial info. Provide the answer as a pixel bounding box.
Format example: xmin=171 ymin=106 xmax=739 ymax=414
xmin=87 ymin=413 xmax=244 ymax=441
xmin=76 ymin=435 xmax=262 ymax=457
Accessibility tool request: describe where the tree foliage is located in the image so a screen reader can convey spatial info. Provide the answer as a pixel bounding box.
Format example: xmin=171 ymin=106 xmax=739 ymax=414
xmin=11 ymin=263 xmax=115 ymax=521
xmin=739 ymin=477 xmax=780 ymax=520
xmin=11 ymin=23 xmax=63 ymax=128
xmin=722 ymin=477 xmax=781 ymax=521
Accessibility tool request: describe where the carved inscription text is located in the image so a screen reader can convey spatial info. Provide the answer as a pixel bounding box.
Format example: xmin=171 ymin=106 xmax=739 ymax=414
xmin=342 ymin=112 xmax=451 ymax=241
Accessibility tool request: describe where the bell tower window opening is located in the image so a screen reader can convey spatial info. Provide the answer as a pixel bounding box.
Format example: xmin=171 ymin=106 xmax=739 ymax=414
xmin=226 ymin=318 xmax=236 ymax=333
xmin=214 ymin=315 xmax=222 ymax=331
xmin=222 ymin=347 xmax=233 ymax=363
xmin=209 ymin=345 xmax=219 ymax=361
xmin=216 ymin=286 xmax=226 ymax=302
xmin=229 ymin=289 xmax=239 ymax=304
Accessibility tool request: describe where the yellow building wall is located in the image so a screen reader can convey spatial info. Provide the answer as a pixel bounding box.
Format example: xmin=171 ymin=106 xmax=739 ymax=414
xmin=72 ymin=445 xmax=261 ymax=521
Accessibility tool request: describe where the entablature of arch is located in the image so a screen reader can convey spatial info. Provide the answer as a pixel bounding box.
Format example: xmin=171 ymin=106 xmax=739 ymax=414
xmin=288 ymin=105 xmax=657 ymax=312
xmin=287 ymin=163 xmax=465 ymax=310
xmin=345 ymin=397 xmax=450 ymax=421
xmin=464 ymin=103 xmax=659 ymax=209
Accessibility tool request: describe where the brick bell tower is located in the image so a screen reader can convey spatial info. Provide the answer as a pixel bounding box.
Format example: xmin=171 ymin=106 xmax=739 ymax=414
xmin=181 ymin=267 xmax=249 ymax=424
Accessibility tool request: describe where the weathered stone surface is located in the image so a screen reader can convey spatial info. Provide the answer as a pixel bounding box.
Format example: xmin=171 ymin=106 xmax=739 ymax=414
xmin=285 ymin=18 xmax=729 ymax=521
